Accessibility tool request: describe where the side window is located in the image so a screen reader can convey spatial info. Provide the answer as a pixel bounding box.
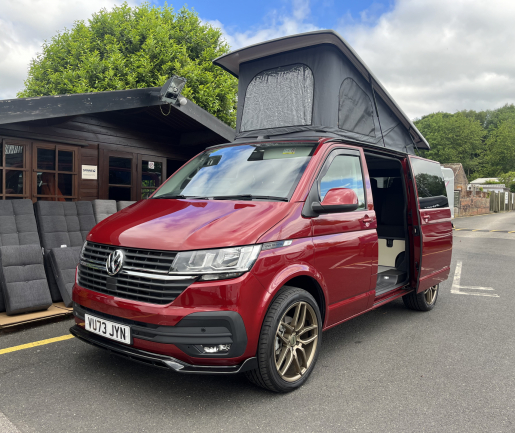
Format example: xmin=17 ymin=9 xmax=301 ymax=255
xmin=410 ymin=158 xmax=448 ymax=209
xmin=319 ymin=154 xmax=366 ymax=209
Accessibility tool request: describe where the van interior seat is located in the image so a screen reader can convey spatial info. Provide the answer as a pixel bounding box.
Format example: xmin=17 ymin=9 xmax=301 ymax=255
xmin=376 ymin=178 xmax=405 ymax=239
xmin=370 ymin=178 xmax=382 ymax=220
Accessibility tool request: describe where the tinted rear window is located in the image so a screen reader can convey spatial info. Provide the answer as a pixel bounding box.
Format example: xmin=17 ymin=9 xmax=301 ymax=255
xmin=410 ymin=158 xmax=448 ymax=209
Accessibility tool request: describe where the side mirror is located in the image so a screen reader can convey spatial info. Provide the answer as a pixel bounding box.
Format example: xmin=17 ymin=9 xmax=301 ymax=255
xmin=312 ymin=188 xmax=359 ymax=214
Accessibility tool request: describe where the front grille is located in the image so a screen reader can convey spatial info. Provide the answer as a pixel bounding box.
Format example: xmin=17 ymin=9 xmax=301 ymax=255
xmin=82 ymin=242 xmax=177 ymax=273
xmin=78 ymin=242 xmax=196 ymax=305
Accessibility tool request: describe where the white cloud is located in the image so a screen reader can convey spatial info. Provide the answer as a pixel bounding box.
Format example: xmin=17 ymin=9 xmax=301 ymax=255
xmin=2 ymin=0 xmax=515 ymax=120
xmin=208 ymin=0 xmax=515 ymax=118
xmin=0 ymin=0 xmax=136 ymax=99
xmin=206 ymin=0 xmax=319 ymax=50
xmin=339 ymin=0 xmax=515 ymax=118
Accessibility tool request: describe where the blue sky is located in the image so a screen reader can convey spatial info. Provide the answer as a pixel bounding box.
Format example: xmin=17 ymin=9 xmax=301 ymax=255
xmin=168 ymin=0 xmax=392 ymax=36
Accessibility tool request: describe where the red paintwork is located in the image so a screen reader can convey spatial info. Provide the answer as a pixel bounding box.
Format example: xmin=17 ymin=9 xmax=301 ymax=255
xmin=73 ymin=139 xmax=453 ymax=367
xmin=321 ymin=188 xmax=358 ymax=206
xmin=409 ymin=156 xmax=453 ymax=293
xmin=88 ymin=199 xmax=293 ymax=250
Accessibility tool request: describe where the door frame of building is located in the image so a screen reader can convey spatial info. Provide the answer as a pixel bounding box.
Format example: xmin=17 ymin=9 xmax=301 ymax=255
xmin=99 ymin=148 xmax=138 ymax=201
xmin=136 ymin=154 xmax=167 ymax=199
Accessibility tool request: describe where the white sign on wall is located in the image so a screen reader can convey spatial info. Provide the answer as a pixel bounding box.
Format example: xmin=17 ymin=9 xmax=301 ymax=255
xmin=148 ymin=161 xmax=155 ymax=169
xmin=82 ymin=165 xmax=98 ymax=180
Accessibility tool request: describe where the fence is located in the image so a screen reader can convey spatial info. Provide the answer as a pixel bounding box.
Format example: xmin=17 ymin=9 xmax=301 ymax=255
xmin=490 ymin=191 xmax=515 ymax=213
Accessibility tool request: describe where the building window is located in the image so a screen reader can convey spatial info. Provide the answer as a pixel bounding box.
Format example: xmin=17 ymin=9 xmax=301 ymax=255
xmin=0 ymin=139 xmax=29 ymax=200
xmin=34 ymin=144 xmax=78 ymax=201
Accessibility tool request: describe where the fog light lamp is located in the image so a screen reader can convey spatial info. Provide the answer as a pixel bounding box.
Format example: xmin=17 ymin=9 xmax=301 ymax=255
xmin=202 ymin=344 xmax=231 ymax=354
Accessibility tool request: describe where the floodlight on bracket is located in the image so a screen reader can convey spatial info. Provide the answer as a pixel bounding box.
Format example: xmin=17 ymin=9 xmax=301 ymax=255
xmin=159 ymin=75 xmax=188 ymax=106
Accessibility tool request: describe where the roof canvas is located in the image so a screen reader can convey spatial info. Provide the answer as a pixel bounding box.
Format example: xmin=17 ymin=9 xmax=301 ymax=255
xmin=214 ymin=30 xmax=429 ymax=153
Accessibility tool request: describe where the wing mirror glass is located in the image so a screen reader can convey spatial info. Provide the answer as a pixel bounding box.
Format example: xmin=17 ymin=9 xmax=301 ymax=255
xmin=311 ymin=188 xmax=359 ymax=214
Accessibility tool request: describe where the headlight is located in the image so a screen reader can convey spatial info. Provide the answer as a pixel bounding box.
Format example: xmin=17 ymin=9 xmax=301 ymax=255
xmin=170 ymin=245 xmax=262 ymax=281
xmin=80 ymin=241 xmax=88 ymax=260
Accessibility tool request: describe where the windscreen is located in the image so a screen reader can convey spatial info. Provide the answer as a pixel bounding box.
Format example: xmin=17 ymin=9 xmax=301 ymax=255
xmin=153 ymin=143 xmax=317 ymax=200
xmin=410 ymin=157 xmax=449 ymax=209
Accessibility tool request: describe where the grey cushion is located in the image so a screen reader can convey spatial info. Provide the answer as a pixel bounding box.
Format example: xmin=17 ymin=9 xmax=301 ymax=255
xmin=0 ymin=200 xmax=40 ymax=247
xmin=117 ymin=201 xmax=136 ymax=211
xmin=92 ymin=200 xmax=117 ymax=223
xmin=0 ymin=199 xmax=42 ymax=313
xmin=0 ymin=245 xmax=52 ymax=315
xmin=35 ymin=201 xmax=96 ymax=302
xmin=0 ymin=285 xmax=5 ymax=313
xmin=35 ymin=201 xmax=96 ymax=251
xmin=49 ymin=246 xmax=82 ymax=307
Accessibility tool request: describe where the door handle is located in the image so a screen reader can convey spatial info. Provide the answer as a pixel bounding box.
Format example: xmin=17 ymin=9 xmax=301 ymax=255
xmin=362 ymin=215 xmax=373 ymax=228
xmin=422 ymin=214 xmax=430 ymax=223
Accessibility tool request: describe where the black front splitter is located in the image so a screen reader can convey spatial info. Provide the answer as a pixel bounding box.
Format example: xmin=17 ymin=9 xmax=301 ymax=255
xmin=70 ymin=325 xmax=257 ymax=374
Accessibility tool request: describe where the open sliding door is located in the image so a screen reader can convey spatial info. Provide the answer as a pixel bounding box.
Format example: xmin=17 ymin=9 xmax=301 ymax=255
xmin=409 ymin=156 xmax=453 ymax=293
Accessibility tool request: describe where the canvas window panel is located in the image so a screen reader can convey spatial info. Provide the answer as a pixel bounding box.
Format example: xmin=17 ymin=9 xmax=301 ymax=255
xmin=338 ymin=78 xmax=375 ymax=137
xmin=241 ymin=64 xmax=314 ymax=132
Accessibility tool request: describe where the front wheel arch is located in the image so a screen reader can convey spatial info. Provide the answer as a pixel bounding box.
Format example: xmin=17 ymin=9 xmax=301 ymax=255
xmin=282 ymin=275 xmax=326 ymax=325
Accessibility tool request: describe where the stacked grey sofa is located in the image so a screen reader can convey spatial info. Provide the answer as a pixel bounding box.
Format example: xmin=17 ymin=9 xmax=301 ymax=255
xmin=92 ymin=200 xmax=117 ymax=222
xmin=92 ymin=200 xmax=136 ymax=223
xmin=0 ymin=200 xmax=52 ymax=315
xmin=117 ymin=201 xmax=135 ymax=211
xmin=35 ymin=201 xmax=97 ymax=307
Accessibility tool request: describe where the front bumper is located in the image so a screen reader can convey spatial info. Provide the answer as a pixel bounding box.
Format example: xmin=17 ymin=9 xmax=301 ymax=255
xmin=70 ymin=325 xmax=257 ymax=374
xmin=73 ymin=302 xmax=248 ymax=359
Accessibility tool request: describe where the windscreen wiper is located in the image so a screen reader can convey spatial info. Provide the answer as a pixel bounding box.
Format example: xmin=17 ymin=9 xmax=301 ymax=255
xmin=211 ymin=194 xmax=289 ymax=202
xmin=153 ymin=194 xmax=210 ymax=200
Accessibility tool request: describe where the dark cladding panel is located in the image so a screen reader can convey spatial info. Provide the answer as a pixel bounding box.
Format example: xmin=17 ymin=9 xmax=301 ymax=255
xmin=241 ymin=64 xmax=314 ymax=132
xmin=338 ymin=78 xmax=375 ymax=137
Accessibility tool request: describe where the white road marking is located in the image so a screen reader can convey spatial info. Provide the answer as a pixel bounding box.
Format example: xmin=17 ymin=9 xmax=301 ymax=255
xmin=451 ymin=261 xmax=499 ymax=297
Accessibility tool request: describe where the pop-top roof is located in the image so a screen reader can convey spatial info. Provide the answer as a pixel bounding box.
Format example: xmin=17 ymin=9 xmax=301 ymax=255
xmin=214 ymin=30 xmax=429 ymax=152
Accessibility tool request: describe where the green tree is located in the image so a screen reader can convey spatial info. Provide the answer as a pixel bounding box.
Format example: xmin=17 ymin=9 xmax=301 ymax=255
xmin=17 ymin=3 xmax=237 ymax=127
xmin=485 ymin=121 xmax=515 ymax=175
xmin=498 ymin=171 xmax=515 ymax=193
xmin=414 ymin=112 xmax=486 ymax=178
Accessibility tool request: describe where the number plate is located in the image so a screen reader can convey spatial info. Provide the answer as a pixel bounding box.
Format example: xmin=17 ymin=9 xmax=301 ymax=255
xmin=84 ymin=314 xmax=131 ymax=345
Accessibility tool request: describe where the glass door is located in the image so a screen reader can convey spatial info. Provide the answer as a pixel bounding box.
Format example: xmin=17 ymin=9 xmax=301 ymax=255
xmin=138 ymin=155 xmax=166 ymax=199
xmin=108 ymin=155 xmax=135 ymax=201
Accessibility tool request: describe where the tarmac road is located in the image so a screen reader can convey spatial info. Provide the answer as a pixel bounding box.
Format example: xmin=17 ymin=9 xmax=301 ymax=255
xmin=1 ymin=212 xmax=515 ymax=433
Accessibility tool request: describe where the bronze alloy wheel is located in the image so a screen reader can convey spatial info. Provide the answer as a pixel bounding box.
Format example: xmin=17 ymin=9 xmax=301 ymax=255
xmin=274 ymin=301 xmax=319 ymax=382
xmin=424 ymin=285 xmax=438 ymax=305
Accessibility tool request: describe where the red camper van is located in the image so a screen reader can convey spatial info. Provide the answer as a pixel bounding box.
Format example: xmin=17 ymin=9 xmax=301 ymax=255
xmin=70 ymin=31 xmax=452 ymax=393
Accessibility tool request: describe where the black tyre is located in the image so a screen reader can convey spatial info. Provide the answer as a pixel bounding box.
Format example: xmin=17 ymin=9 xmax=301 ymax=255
xmin=403 ymin=284 xmax=439 ymax=311
xmin=245 ymin=286 xmax=322 ymax=393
